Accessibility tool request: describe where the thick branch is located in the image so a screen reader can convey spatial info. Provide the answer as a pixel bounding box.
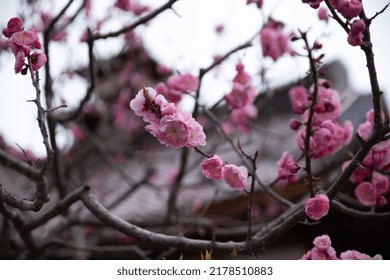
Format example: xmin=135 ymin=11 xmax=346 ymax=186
xmin=26 ymin=185 xmax=89 ymax=230
xmin=0 ymin=184 xmax=46 ymax=212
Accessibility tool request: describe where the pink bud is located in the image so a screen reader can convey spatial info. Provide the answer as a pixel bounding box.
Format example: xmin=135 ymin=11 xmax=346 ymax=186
xmin=2 ymin=17 xmax=23 ymax=38
xmin=289 ymin=119 xmax=301 ymax=130
xmin=318 ymin=7 xmax=329 ymax=21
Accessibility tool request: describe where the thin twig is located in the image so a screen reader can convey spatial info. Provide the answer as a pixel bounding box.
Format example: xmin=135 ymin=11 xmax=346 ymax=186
xmin=0 ymin=149 xmax=41 ymax=181
xmin=368 ymin=1 xmax=390 ymax=23
xmin=56 ymin=28 xmax=96 ymax=122
xmin=92 ymin=0 xmax=179 ymax=41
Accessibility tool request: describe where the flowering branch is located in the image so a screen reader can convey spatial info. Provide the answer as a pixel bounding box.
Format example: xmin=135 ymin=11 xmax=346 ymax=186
xmin=301 ymin=31 xmax=320 ymax=197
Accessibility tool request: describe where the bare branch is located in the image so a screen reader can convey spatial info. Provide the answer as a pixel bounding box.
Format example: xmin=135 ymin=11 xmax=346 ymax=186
xmin=331 ymin=200 xmax=390 ymax=219
xmin=0 ymin=149 xmax=41 ymax=181
xmin=26 ymin=185 xmax=89 ymax=230
xmin=0 ymin=185 xmax=48 ymax=212
xmin=92 ymin=0 xmax=179 ymax=41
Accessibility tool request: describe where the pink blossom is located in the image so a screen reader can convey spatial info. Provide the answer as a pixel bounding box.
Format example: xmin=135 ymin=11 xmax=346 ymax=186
xmin=340 ymin=250 xmax=372 ymax=260
xmin=289 ymin=119 xmax=301 ymax=130
xmin=114 ymin=0 xmax=134 ymax=12
xmin=313 ymin=235 xmax=331 ymax=250
xmin=302 ymin=235 xmax=338 ymax=260
xmin=260 ymin=20 xmax=293 ymax=61
xmin=2 ymin=17 xmax=23 ymax=38
xmin=11 ymin=29 xmax=41 ymax=50
xmin=130 ymin=87 xmax=165 ymax=123
xmin=336 ymin=0 xmax=362 ymax=19
xmin=355 ymin=182 xmax=377 ymax=206
xmin=225 ymin=63 xmax=256 ymax=110
xmin=328 ymin=0 xmax=340 ymax=8
xmin=247 ymin=0 xmax=263 ymax=9
xmin=4 ymin=18 xmax=46 ymax=74
xmin=153 ymin=114 xmax=191 ymax=148
xmin=302 ymin=235 xmax=382 ymax=260
xmin=296 ymin=119 xmax=352 ymax=159
xmin=318 ymin=7 xmax=329 ymax=21
xmin=304 ymin=194 xmax=330 ymax=220
xmin=302 ymin=0 xmax=323 ymax=9
xmin=277 ymin=151 xmax=299 ymax=183
xmin=51 ymin=30 xmax=68 ymax=42
xmin=14 ymin=51 xmax=26 ymax=74
xmin=156 ymin=64 xmax=172 ymax=75
xmin=30 ymin=52 xmax=47 ymax=71
xmin=225 ymin=83 xmax=256 ymax=109
xmin=222 ymin=164 xmax=248 ymax=191
xmin=215 ymin=24 xmax=224 ymax=34
xmin=201 ymin=155 xmax=224 ymax=180
xmin=371 ymin=171 xmax=389 ymax=195
xmin=348 ymin=19 xmax=365 ymax=46
xmin=155 ymin=82 xmax=182 ymax=104
xmin=309 ymin=83 xmax=341 ymax=123
xmin=226 ymin=103 xmax=258 ymax=134
xmin=289 ymin=86 xmax=308 ymax=115
xmin=184 ymin=117 xmax=207 ymax=147
xmin=167 ymin=73 xmax=199 ymax=92
xmin=130 ymin=86 xmax=206 ymax=148
xmin=132 ymin=4 xmax=150 ymax=15
xmin=302 ymin=245 xmax=338 ymax=260
xmin=232 ymin=63 xmax=251 ymax=85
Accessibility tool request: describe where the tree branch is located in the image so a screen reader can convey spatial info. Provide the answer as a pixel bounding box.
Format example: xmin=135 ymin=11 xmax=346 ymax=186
xmin=92 ymin=0 xmax=179 ymax=41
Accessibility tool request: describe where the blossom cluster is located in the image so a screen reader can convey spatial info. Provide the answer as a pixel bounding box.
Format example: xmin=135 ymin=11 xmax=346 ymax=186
xmin=201 ymin=154 xmax=248 ymax=191
xmin=223 ymin=63 xmax=258 ymax=134
xmin=130 ymin=87 xmax=206 ymax=148
xmin=289 ymin=80 xmax=353 ymax=159
xmin=343 ymin=109 xmax=390 ymax=207
xmin=260 ymin=19 xmax=294 ymax=61
xmin=2 ymin=17 xmax=47 ymax=74
xmin=302 ymin=0 xmax=365 ymax=47
xmin=302 ymin=235 xmax=382 ymax=260
xmin=155 ymin=73 xmax=199 ymax=105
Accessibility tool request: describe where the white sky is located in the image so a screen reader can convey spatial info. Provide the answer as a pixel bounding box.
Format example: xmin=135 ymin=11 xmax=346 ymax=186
xmin=0 ymin=0 xmax=389 ymax=156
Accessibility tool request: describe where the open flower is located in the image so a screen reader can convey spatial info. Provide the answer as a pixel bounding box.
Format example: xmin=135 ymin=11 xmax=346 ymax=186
xmin=201 ymin=155 xmax=224 ymax=180
xmin=222 ymin=164 xmax=248 ymax=191
xmin=305 ymin=194 xmax=330 ymax=220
